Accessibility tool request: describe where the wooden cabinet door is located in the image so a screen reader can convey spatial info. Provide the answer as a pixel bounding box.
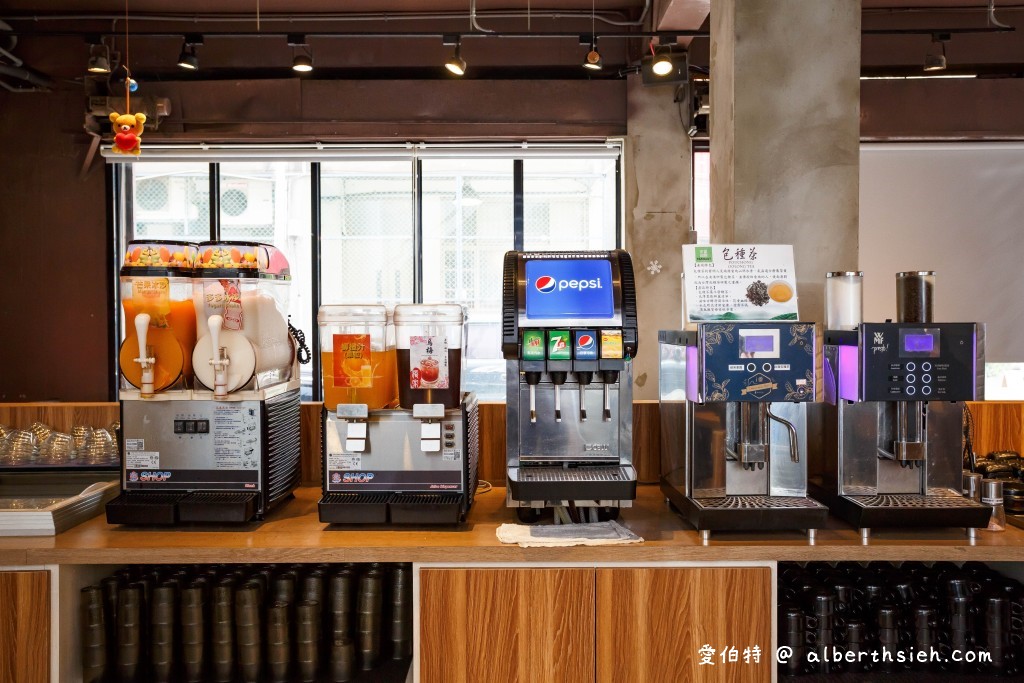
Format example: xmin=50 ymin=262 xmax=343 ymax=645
xmin=420 ymin=568 xmax=595 ymax=683
xmin=596 ymin=567 xmax=771 ymax=683
xmin=0 ymin=570 xmax=50 ymax=683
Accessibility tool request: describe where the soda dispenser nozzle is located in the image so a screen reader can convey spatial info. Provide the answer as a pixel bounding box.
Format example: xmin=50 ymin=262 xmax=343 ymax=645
xmin=577 ymin=371 xmax=593 ymax=422
xmin=600 ymin=370 xmax=618 ymax=421
xmin=550 ymin=371 xmax=567 ymax=422
xmin=134 ymin=313 xmax=156 ymax=398
xmin=208 ymin=315 xmax=231 ymax=400
xmin=525 ymin=372 xmax=541 ymax=423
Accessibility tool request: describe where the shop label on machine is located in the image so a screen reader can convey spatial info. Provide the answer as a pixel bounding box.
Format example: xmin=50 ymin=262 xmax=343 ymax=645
xmin=333 ymin=334 xmax=373 ymax=388
xmin=131 ymin=277 xmax=171 ymax=327
xmin=202 ymin=279 xmax=244 ymax=331
xmin=212 ymin=403 xmax=260 ymax=470
xmin=327 ymin=453 xmax=362 ymax=470
xmin=682 ymin=245 xmax=799 ymax=324
xmin=126 ymin=451 xmax=160 ymax=469
xmin=125 ymin=439 xmax=145 ymax=451
xmin=409 ymin=335 xmax=449 ymax=389
xmin=443 ymin=447 xmax=460 ymax=462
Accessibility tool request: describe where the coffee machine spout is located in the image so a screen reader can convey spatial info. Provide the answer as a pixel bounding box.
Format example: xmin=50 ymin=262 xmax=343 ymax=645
xmin=767 ymin=407 xmax=800 ymax=463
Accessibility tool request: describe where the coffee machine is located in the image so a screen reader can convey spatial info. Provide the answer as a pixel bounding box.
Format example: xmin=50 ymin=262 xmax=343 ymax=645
xmin=502 ymin=250 xmax=638 ymax=522
xmin=318 ymin=304 xmax=479 ymax=525
xmin=107 ymin=241 xmax=302 ymax=524
xmin=813 ymin=271 xmax=990 ymax=537
xmin=659 ymin=322 xmax=828 ymax=540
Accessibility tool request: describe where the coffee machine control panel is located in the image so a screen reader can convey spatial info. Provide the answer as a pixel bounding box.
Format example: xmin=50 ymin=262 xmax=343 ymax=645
xmin=859 ymin=322 xmax=977 ymax=402
xmin=689 ymin=322 xmax=817 ymax=403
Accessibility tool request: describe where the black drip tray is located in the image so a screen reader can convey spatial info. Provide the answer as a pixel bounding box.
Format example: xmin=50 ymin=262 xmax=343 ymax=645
xmin=106 ymin=492 xmax=186 ymax=525
xmin=319 ymin=493 xmax=390 ymax=524
xmin=177 ymin=492 xmax=258 ymax=523
xmin=390 ymin=493 xmax=465 ymax=525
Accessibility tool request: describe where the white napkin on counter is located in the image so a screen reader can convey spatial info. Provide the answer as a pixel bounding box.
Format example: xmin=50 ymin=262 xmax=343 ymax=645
xmin=496 ymin=521 xmax=643 ymax=547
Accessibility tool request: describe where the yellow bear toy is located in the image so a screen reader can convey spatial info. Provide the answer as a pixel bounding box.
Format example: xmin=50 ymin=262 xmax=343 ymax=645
xmin=109 ymin=111 xmax=147 ymax=155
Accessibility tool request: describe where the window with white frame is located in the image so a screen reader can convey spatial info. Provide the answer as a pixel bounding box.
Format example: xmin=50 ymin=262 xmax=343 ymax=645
xmin=113 ymin=144 xmax=622 ymax=401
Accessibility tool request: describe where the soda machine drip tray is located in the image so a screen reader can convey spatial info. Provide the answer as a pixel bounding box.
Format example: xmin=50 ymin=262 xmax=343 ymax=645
xmin=848 ymin=493 xmax=986 ymax=509
xmin=517 ymin=466 xmax=635 ymax=483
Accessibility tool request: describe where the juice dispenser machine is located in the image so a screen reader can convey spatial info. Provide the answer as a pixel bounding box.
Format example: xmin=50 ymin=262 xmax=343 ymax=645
xmin=107 ymin=241 xmax=303 ymax=524
xmin=812 ymin=271 xmax=990 ymax=537
xmin=659 ymin=323 xmax=829 ymax=540
xmin=318 ymin=304 xmax=479 ymax=525
xmin=502 ymin=250 xmax=638 ymax=521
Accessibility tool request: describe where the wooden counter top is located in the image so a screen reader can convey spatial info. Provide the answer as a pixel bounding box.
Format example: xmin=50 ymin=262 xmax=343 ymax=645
xmin=1 ymin=486 xmax=1023 ymax=566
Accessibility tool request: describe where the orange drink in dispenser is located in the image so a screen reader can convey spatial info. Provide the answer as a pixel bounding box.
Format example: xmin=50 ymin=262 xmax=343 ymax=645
xmin=318 ymin=305 xmax=398 ymax=410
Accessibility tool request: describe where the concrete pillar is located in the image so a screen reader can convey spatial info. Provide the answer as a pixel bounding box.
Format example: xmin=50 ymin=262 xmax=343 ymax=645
xmin=710 ymin=0 xmax=861 ymax=322
xmin=624 ymin=73 xmax=694 ymax=400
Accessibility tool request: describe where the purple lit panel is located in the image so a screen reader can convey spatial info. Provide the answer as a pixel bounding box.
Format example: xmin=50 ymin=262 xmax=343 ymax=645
xmin=686 ymin=344 xmax=700 ymax=402
xmin=903 ymin=334 xmax=934 ymax=353
xmin=838 ymin=344 xmax=861 ymax=402
xmin=742 ymin=335 xmax=775 ymax=353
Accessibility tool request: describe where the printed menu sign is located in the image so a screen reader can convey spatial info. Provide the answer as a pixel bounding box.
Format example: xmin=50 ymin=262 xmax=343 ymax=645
xmin=682 ymin=245 xmax=799 ymax=324
xmin=333 ymin=334 xmax=372 ymax=389
xmin=409 ymin=335 xmax=449 ymax=389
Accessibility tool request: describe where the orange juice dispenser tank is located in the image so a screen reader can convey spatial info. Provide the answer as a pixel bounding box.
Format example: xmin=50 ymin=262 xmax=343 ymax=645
xmin=107 ymin=241 xmax=303 ymax=525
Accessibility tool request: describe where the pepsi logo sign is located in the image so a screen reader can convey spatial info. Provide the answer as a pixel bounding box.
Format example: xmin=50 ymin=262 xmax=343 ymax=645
xmin=535 ymin=275 xmax=556 ymax=293
xmin=577 ymin=334 xmax=595 ymax=349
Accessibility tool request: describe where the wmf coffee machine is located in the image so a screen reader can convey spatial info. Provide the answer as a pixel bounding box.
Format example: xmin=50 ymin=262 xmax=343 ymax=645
xmin=502 ymin=250 xmax=638 ymax=522
xmin=659 ymin=323 xmax=829 ymax=540
xmin=812 ymin=271 xmax=990 ymax=537
xmin=318 ymin=305 xmax=479 ymax=525
xmin=107 ymin=241 xmax=302 ymax=524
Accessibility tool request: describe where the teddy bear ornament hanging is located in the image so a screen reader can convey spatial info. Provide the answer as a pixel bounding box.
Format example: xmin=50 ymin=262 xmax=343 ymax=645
xmin=109 ymin=111 xmax=147 ymax=155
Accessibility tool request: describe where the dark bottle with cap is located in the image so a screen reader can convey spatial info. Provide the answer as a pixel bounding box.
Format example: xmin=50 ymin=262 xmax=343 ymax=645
xmin=877 ymin=603 xmax=901 ymax=673
xmin=981 ymin=592 xmax=1011 ymax=675
xmin=777 ymin=603 xmax=804 ymax=677
xmin=911 ymin=604 xmax=938 ymax=671
xmin=330 ymin=638 xmax=356 ymax=683
xmin=845 ymin=619 xmax=870 ymax=673
xmin=81 ymin=586 xmax=107 ymax=683
xmin=807 ymin=591 xmax=837 ymax=674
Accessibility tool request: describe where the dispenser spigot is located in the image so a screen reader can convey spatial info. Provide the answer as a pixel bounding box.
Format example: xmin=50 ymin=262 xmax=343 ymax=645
xmin=208 ymin=315 xmax=231 ymax=399
xmin=134 ymin=313 xmax=156 ymax=398
xmin=600 ymin=370 xmax=618 ymax=422
xmin=550 ymin=371 xmax=567 ymax=423
xmin=524 ymin=372 xmax=541 ymax=424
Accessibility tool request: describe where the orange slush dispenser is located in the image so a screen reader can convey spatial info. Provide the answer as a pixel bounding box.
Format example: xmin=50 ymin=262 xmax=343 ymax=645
xmin=318 ymin=305 xmax=397 ymax=410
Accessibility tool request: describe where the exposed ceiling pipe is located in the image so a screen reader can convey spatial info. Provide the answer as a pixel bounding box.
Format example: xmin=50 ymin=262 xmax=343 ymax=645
xmin=0 ymin=62 xmax=53 ymax=89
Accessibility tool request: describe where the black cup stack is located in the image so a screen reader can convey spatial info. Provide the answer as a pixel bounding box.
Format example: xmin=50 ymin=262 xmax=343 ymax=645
xmin=79 ymin=562 xmax=413 ymax=683
xmin=778 ymin=561 xmax=1024 ymax=678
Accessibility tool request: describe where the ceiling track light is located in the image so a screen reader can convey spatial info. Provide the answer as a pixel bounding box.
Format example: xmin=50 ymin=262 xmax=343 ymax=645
xmin=444 ymin=35 xmax=466 ymax=76
xmin=177 ymin=34 xmax=202 ymax=71
xmin=923 ymin=32 xmax=950 ymax=72
xmin=288 ymin=34 xmax=314 ymax=73
xmin=652 ymin=48 xmax=674 ymax=76
xmin=86 ymin=38 xmax=111 ymax=74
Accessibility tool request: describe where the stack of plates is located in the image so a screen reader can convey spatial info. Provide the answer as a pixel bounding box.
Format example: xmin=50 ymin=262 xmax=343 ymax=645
xmin=0 ymin=480 xmax=119 ymax=536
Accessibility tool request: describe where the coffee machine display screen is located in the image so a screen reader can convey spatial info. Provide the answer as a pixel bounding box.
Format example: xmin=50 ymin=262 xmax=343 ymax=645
xmin=738 ymin=329 xmax=780 ymax=358
xmin=900 ymin=329 xmax=940 ymax=358
xmin=524 ymin=259 xmax=615 ymax=320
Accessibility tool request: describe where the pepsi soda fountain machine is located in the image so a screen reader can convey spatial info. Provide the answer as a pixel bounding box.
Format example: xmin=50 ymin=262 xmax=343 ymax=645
xmin=812 ymin=271 xmax=990 ymax=538
xmin=106 ymin=241 xmax=303 ymax=524
xmin=502 ymin=251 xmax=638 ymax=521
xmin=659 ymin=323 xmax=829 ymax=540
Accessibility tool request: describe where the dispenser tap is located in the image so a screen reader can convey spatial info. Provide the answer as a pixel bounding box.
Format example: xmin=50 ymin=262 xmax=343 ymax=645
xmin=600 ymin=370 xmax=618 ymax=422
xmin=767 ymin=406 xmax=800 ymax=463
xmin=524 ymin=372 xmax=541 ymax=424
xmin=413 ymin=403 xmax=445 ymax=452
xmin=550 ymin=371 xmax=567 ymax=423
xmin=577 ymin=371 xmax=593 ymax=422
xmin=134 ymin=313 xmax=156 ymax=398
xmin=208 ymin=315 xmax=230 ymax=399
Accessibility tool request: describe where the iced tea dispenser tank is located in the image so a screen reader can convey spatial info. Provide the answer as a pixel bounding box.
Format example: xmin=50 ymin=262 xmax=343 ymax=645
xmin=318 ymin=303 xmax=478 ymax=526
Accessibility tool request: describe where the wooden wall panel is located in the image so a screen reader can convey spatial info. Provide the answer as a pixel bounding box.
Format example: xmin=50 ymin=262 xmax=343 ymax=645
xmin=0 ymin=403 xmax=118 ymax=433
xmin=0 ymin=570 xmax=50 ymax=683
xmin=596 ymin=567 xmax=772 ymax=683
xmin=968 ymin=401 xmax=1024 ymax=457
xmin=300 ymin=402 xmax=323 ymax=486
xmin=420 ymin=568 xmax=595 ymax=683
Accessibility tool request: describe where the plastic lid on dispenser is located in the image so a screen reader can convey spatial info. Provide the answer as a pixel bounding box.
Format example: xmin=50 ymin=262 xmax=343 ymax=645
xmin=392 ymin=304 xmax=464 ymax=324
xmin=195 ymin=241 xmax=291 ymax=280
xmin=318 ymin=305 xmax=388 ymax=325
xmin=120 ymin=240 xmax=197 ymax=276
